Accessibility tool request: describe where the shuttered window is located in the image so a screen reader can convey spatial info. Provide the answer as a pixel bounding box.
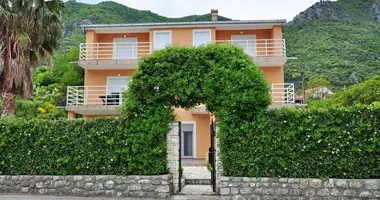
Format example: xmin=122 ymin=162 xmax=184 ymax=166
xmin=193 ymin=30 xmax=211 ymax=47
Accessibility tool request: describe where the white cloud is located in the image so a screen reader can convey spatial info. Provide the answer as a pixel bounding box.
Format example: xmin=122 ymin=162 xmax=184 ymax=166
xmin=73 ymin=0 xmax=327 ymax=21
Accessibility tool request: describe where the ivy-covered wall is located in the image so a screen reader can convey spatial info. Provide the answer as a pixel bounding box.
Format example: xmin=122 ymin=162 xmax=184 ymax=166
xmin=219 ymin=106 xmax=380 ymax=179
xmin=0 ymin=117 xmax=168 ymax=175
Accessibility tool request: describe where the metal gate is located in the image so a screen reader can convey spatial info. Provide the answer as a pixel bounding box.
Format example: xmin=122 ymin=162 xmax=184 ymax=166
xmin=208 ymin=120 xmax=216 ymax=192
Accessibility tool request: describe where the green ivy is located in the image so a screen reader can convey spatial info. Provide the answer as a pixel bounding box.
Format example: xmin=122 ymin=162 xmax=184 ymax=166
xmin=0 ymin=117 xmax=168 ymax=175
xmin=121 ymin=44 xmax=270 ymax=177
xmin=220 ymin=105 xmax=380 ymax=179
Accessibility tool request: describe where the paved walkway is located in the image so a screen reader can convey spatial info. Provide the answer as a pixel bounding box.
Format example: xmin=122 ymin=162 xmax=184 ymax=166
xmin=183 ymin=166 xmax=210 ymax=180
xmin=0 ymin=195 xmax=221 ymax=200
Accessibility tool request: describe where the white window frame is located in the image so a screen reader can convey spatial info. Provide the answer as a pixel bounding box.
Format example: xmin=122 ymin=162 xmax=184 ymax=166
xmin=106 ymin=76 xmax=130 ymax=105
xmin=153 ymin=30 xmax=172 ymax=50
xmin=192 ymin=29 xmax=212 ymax=47
xmin=181 ymin=121 xmax=197 ymax=158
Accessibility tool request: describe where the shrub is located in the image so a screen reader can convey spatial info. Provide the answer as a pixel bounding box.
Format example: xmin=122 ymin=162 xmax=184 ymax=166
xmin=219 ymin=106 xmax=380 ymax=178
xmin=0 ymin=117 xmax=167 ymax=175
xmin=122 ymin=44 xmax=270 ymax=174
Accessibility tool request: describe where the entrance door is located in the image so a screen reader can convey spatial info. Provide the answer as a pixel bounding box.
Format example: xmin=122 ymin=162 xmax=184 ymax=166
xmin=181 ymin=123 xmax=195 ymax=158
xmin=106 ymin=76 xmax=130 ymax=105
xmin=113 ymin=38 xmax=137 ymax=59
xmin=231 ymin=34 xmax=257 ymax=56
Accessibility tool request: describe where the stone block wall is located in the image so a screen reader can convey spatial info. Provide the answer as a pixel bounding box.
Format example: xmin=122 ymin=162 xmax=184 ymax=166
xmin=0 ymin=175 xmax=172 ymax=199
xmin=167 ymin=122 xmax=180 ymax=193
xmin=218 ymin=177 xmax=380 ymax=200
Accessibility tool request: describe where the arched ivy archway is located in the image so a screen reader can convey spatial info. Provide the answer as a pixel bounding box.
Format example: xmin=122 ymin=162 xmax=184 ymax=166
xmin=121 ymin=43 xmax=271 ymax=174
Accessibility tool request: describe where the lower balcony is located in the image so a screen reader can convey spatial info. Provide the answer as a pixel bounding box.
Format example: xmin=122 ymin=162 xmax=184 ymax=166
xmin=66 ymin=86 xmax=125 ymax=115
xmin=66 ymin=83 xmax=294 ymax=116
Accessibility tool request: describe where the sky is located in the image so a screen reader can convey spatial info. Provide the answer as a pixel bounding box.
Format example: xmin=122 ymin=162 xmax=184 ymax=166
xmin=73 ymin=0 xmax=328 ymax=21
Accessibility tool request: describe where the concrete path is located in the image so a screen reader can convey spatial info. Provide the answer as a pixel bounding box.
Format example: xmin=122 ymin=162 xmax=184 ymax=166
xmin=0 ymin=195 xmax=221 ymax=200
xmin=183 ymin=167 xmax=210 ymax=180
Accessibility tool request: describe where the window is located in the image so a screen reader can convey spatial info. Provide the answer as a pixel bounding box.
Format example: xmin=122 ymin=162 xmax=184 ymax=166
xmin=153 ymin=31 xmax=172 ymax=50
xmin=113 ymin=38 xmax=138 ymax=60
xmin=193 ymin=29 xmax=211 ymax=47
xmin=231 ymin=34 xmax=257 ymax=56
xmin=106 ymin=76 xmax=130 ymax=105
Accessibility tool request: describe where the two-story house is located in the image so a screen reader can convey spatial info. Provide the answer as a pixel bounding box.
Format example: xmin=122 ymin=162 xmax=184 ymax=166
xmin=66 ymin=10 xmax=294 ymax=159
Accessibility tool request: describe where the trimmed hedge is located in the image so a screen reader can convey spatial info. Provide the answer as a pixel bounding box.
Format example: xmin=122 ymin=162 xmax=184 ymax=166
xmin=219 ymin=106 xmax=380 ymax=178
xmin=0 ymin=117 xmax=167 ymax=175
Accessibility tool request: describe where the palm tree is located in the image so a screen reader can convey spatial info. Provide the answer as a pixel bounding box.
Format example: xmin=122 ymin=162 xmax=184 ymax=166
xmin=0 ymin=0 xmax=64 ymax=116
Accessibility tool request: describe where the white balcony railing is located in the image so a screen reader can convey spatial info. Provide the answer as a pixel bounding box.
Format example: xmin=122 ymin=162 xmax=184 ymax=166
xmin=271 ymin=83 xmax=295 ymax=104
xmin=79 ymin=39 xmax=286 ymax=61
xmin=67 ymin=83 xmax=294 ymax=106
xmin=79 ymin=42 xmax=152 ymax=60
xmin=215 ymin=39 xmax=286 ymax=57
xmin=67 ymin=85 xmax=127 ymax=106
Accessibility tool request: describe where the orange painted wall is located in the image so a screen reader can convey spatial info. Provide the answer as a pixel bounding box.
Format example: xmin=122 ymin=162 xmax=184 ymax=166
xmin=260 ymin=66 xmax=284 ymax=83
xmin=175 ymin=108 xmax=211 ymax=159
xmin=150 ymin=27 xmax=216 ymax=47
xmin=216 ymin=29 xmax=272 ymax=41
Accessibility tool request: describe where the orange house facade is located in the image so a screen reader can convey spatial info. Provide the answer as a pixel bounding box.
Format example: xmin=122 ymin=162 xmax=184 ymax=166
xmin=67 ymin=12 xmax=294 ymax=159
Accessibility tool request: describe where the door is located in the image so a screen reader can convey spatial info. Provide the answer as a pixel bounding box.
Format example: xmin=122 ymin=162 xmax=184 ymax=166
xmin=209 ymin=120 xmax=216 ymax=192
xmin=113 ymin=38 xmax=137 ymax=59
xmin=106 ymin=76 xmax=130 ymax=105
xmin=193 ymin=29 xmax=211 ymax=47
xmin=181 ymin=123 xmax=195 ymax=158
xmin=231 ymin=34 xmax=257 ymax=56
xmin=153 ymin=31 xmax=172 ymax=50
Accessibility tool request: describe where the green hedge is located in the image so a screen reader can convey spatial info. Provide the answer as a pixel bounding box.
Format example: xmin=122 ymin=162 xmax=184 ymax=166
xmin=0 ymin=117 xmax=167 ymax=175
xmin=219 ymin=106 xmax=380 ymax=178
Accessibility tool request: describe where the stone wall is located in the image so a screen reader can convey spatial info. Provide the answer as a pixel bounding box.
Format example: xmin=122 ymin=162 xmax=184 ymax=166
xmin=0 ymin=175 xmax=172 ymax=199
xmin=167 ymin=122 xmax=180 ymax=193
xmin=218 ymin=177 xmax=380 ymax=200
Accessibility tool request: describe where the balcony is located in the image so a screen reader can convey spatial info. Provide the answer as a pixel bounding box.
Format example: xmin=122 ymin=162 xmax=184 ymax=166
xmin=214 ymin=39 xmax=287 ymax=67
xmin=79 ymin=42 xmax=152 ymax=69
xmin=78 ymin=39 xmax=286 ymax=69
xmin=66 ymin=85 xmax=126 ymax=115
xmin=66 ymin=83 xmax=294 ymax=115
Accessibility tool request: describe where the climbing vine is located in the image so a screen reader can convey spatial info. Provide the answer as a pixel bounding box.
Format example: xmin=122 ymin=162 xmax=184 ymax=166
xmin=122 ymin=43 xmax=271 ymax=172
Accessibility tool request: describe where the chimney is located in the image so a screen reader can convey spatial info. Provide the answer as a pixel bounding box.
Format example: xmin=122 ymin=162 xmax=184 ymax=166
xmin=211 ymin=9 xmax=218 ymax=21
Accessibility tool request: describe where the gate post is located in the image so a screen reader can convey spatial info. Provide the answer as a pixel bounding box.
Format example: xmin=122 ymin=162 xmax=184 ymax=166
xmin=167 ymin=122 xmax=180 ymax=193
xmin=214 ymin=121 xmax=222 ymax=194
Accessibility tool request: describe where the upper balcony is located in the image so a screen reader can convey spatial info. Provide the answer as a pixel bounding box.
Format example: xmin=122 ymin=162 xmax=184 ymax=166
xmin=78 ymin=39 xmax=286 ymax=70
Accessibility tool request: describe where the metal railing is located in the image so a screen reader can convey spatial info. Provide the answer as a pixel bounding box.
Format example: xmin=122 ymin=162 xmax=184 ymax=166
xmin=79 ymin=42 xmax=152 ymax=60
xmin=271 ymin=83 xmax=295 ymax=104
xmin=67 ymin=86 xmax=127 ymax=106
xmin=67 ymin=83 xmax=295 ymax=106
xmin=215 ymin=39 xmax=286 ymax=57
xmin=78 ymin=39 xmax=286 ymax=61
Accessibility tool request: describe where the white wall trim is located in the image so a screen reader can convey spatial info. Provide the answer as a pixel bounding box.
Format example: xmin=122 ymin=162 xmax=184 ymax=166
xmin=180 ymin=121 xmax=197 ymax=158
xmin=192 ymin=29 xmax=212 ymax=47
xmin=153 ymin=30 xmax=172 ymax=50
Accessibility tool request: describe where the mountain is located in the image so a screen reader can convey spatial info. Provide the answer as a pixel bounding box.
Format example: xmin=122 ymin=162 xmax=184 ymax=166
xmin=62 ymin=0 xmax=230 ymax=51
xmin=284 ymin=0 xmax=380 ymax=89
xmin=61 ymin=0 xmax=380 ymax=89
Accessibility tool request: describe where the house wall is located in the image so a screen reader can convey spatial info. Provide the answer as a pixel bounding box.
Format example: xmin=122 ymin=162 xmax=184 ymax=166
xmin=175 ymin=108 xmax=211 ymax=159
xmin=260 ymin=66 xmax=284 ymax=84
xmin=149 ymin=27 xmax=216 ymax=47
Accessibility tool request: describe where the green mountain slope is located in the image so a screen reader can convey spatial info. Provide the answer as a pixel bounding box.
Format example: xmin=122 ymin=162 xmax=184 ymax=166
xmin=284 ymin=0 xmax=380 ymax=89
xmin=61 ymin=0 xmax=380 ymax=89
xmin=62 ymin=0 xmax=230 ymax=51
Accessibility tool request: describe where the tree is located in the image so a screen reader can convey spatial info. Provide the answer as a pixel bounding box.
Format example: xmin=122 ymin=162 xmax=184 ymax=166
xmin=309 ymin=76 xmax=380 ymax=108
xmin=0 ymin=0 xmax=64 ymax=116
xmin=307 ymin=76 xmax=332 ymax=99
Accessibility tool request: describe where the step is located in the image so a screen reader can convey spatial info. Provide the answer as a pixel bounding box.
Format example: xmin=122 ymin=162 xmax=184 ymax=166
xmin=185 ymin=179 xmax=211 ymax=185
xmin=178 ymin=185 xmax=215 ymax=196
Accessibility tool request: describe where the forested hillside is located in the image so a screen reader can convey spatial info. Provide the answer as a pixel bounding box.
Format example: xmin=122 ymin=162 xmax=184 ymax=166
xmin=61 ymin=0 xmax=380 ymax=89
